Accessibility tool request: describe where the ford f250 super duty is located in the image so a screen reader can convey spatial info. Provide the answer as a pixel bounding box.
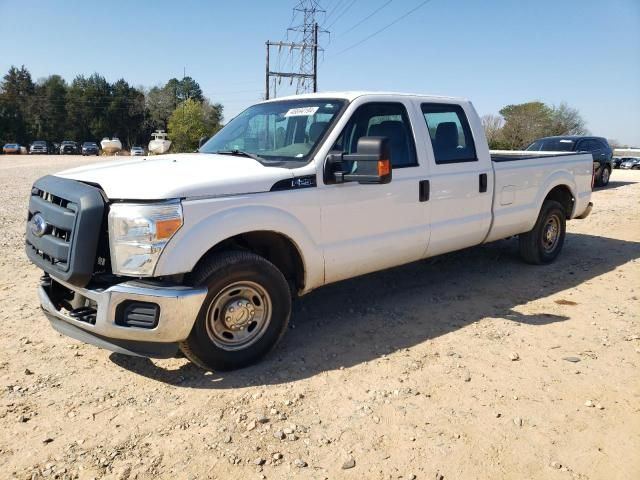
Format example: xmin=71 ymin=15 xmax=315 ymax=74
xmin=25 ymin=92 xmax=594 ymax=371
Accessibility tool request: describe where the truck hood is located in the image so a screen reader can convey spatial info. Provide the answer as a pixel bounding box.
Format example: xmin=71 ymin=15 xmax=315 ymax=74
xmin=56 ymin=153 xmax=295 ymax=200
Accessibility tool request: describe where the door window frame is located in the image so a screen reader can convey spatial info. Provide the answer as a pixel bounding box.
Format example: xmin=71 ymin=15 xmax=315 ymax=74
xmin=332 ymin=101 xmax=419 ymax=169
xmin=420 ymin=103 xmax=478 ymax=165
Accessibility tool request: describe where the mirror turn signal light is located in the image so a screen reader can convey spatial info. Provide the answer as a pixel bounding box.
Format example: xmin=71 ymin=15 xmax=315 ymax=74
xmin=378 ymin=159 xmax=390 ymax=176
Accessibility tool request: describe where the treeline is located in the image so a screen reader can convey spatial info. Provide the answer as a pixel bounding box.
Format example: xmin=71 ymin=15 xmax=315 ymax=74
xmin=0 ymin=65 xmax=223 ymax=151
xmin=482 ymin=101 xmax=589 ymax=150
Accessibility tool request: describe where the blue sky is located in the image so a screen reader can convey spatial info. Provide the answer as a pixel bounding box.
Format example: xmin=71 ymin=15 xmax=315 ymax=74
xmin=1 ymin=0 xmax=638 ymax=145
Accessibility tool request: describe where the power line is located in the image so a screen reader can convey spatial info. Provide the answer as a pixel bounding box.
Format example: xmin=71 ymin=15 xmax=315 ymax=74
xmin=332 ymin=0 xmax=393 ymax=38
xmin=324 ymin=0 xmax=347 ymax=23
xmin=323 ymin=0 xmax=357 ymax=30
xmin=333 ymin=0 xmax=434 ymax=55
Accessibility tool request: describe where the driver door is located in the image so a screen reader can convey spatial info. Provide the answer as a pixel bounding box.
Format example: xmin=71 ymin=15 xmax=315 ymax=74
xmin=319 ymin=100 xmax=431 ymax=284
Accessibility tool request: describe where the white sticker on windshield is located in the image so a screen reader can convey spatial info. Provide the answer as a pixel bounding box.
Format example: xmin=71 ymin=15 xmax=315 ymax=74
xmin=559 ymin=139 xmax=574 ymax=143
xmin=285 ymin=106 xmax=319 ymax=117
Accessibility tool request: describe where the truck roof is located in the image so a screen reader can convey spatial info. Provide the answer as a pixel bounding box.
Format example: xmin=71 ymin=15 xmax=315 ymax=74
xmin=261 ymin=91 xmax=469 ymax=104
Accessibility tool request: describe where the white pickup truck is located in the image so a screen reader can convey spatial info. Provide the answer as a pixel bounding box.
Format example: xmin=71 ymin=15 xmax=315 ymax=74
xmin=26 ymin=92 xmax=593 ymax=370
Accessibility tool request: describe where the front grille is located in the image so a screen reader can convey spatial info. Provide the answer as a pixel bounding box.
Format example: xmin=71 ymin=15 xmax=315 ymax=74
xmin=26 ymin=175 xmax=105 ymax=287
xmin=26 ymin=189 xmax=77 ymax=271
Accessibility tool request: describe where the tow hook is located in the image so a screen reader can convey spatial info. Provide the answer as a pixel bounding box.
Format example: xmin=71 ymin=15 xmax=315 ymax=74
xmin=40 ymin=273 xmax=52 ymax=288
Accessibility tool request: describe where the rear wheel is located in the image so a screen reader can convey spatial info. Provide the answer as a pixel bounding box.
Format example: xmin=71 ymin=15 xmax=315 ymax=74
xmin=595 ymin=166 xmax=611 ymax=187
xmin=519 ymin=200 xmax=566 ymax=265
xmin=179 ymin=251 xmax=291 ymax=371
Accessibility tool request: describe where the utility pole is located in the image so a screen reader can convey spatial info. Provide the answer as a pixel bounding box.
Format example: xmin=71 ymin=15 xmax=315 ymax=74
xmin=264 ymin=1 xmax=326 ymax=100
xmin=312 ymin=22 xmax=318 ymax=93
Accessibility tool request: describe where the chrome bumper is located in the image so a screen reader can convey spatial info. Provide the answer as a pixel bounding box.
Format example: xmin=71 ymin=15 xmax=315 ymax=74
xmin=39 ymin=276 xmax=207 ymax=357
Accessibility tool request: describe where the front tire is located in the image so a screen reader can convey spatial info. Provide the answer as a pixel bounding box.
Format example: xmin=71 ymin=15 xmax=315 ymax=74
xmin=179 ymin=251 xmax=291 ymax=371
xmin=519 ymin=200 xmax=566 ymax=265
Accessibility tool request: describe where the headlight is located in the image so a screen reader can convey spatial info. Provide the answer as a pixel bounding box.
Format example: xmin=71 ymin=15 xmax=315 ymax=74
xmin=108 ymin=201 xmax=183 ymax=276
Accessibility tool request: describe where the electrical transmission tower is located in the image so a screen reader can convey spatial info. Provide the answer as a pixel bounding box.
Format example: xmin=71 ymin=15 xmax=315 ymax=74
xmin=265 ymin=1 xmax=326 ymax=100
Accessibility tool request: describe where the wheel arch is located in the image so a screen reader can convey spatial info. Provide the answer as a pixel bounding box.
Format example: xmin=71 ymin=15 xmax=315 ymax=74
xmin=536 ymin=171 xmax=578 ymax=219
xmin=154 ymin=204 xmax=323 ymax=294
xmin=192 ymin=231 xmax=306 ymax=295
xmin=543 ymin=184 xmax=575 ymax=218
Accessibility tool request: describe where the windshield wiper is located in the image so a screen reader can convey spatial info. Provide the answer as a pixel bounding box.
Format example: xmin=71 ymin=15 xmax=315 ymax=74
xmin=214 ymin=150 xmax=265 ymax=162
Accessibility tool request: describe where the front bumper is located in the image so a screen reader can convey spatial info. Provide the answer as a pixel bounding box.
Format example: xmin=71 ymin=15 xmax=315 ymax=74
xmin=39 ymin=276 xmax=207 ymax=358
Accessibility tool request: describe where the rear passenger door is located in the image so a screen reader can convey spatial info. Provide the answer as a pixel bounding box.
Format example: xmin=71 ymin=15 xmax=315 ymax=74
xmin=420 ymin=103 xmax=493 ymax=257
xmin=320 ymin=100 xmax=431 ymax=284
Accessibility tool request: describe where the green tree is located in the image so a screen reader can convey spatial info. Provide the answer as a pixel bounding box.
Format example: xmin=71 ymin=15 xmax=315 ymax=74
xmin=66 ymin=73 xmax=112 ymax=141
xmin=499 ymin=101 xmax=553 ymax=149
xmin=549 ymin=102 xmax=588 ymax=136
xmin=145 ymin=84 xmax=175 ymax=130
xmin=31 ymin=75 xmax=68 ymax=141
xmin=0 ymin=65 xmax=35 ymax=144
xmin=165 ymin=77 xmax=204 ymax=107
xmin=108 ymin=79 xmax=145 ymax=147
xmin=167 ymin=98 xmax=223 ymax=152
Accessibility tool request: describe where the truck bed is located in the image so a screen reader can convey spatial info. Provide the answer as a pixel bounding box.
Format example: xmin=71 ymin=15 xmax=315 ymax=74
xmin=485 ymin=151 xmax=594 ymax=244
xmin=490 ymin=150 xmax=584 ymax=162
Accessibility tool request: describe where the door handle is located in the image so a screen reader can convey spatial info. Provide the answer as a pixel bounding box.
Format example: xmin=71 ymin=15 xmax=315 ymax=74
xmin=479 ymin=173 xmax=488 ymax=193
xmin=419 ymin=180 xmax=430 ymax=202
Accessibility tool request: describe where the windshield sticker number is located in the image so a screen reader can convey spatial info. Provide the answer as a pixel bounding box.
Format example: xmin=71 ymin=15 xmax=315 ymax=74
xmin=285 ymin=106 xmax=319 ymax=117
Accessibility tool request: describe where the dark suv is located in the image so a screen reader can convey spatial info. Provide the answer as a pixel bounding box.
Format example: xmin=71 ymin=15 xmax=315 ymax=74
xmin=526 ymin=136 xmax=613 ymax=187
xmin=60 ymin=140 xmax=80 ymax=155
xmin=81 ymin=141 xmax=99 ymax=156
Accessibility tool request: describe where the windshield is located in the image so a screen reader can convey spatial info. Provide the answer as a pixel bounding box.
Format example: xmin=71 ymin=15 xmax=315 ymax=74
xmin=200 ymin=98 xmax=345 ymax=162
xmin=526 ymin=138 xmax=575 ymax=152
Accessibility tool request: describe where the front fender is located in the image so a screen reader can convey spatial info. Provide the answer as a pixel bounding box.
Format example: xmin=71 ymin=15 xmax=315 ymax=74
xmin=154 ymin=199 xmax=324 ymax=293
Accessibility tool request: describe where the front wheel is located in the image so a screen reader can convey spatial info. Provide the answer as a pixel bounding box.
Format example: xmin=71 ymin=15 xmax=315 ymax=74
xmin=519 ymin=200 xmax=566 ymax=264
xmin=179 ymin=251 xmax=291 ymax=371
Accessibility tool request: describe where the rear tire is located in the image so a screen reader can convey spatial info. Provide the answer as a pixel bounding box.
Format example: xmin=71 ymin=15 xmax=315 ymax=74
xmin=595 ymin=166 xmax=611 ymax=187
xmin=179 ymin=250 xmax=291 ymax=371
xmin=519 ymin=200 xmax=566 ymax=265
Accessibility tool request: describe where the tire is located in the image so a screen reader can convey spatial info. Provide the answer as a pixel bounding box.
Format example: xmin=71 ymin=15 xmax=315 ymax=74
xmin=179 ymin=250 xmax=291 ymax=371
xmin=519 ymin=200 xmax=566 ymax=265
xmin=595 ymin=166 xmax=611 ymax=187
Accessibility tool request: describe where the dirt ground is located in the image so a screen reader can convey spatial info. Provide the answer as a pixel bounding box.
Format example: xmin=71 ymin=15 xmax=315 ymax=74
xmin=0 ymin=155 xmax=638 ymax=480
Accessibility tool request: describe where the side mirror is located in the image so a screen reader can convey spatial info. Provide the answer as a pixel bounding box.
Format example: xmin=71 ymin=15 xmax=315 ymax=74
xmin=325 ymin=137 xmax=392 ymax=185
xmin=198 ymin=136 xmax=209 ymax=148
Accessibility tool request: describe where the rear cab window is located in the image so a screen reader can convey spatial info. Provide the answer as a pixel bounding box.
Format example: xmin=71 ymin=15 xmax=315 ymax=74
xmin=421 ymin=103 xmax=477 ymax=164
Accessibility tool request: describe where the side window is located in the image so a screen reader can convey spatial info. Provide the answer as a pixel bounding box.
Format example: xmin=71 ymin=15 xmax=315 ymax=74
xmin=578 ymin=140 xmax=596 ymax=152
xmin=421 ymin=103 xmax=477 ymax=164
xmin=333 ymin=102 xmax=417 ymax=168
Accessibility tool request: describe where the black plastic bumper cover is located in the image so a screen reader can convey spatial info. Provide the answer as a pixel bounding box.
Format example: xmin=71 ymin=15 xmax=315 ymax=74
xmin=44 ymin=309 xmax=179 ymax=358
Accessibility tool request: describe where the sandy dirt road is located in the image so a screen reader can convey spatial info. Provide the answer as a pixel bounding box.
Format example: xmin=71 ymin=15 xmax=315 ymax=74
xmin=0 ymin=155 xmax=639 ymax=480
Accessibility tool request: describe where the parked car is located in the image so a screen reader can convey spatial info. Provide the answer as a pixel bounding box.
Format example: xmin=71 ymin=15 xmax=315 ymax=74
xmin=25 ymin=92 xmax=594 ymax=371
xmin=612 ymin=157 xmax=623 ymax=169
xmin=60 ymin=141 xmax=80 ymax=155
xmin=81 ymin=142 xmax=100 ymax=156
xmin=130 ymin=146 xmax=145 ymax=156
xmin=29 ymin=140 xmax=56 ymax=154
xmin=3 ymin=143 xmax=22 ymax=154
xmin=526 ymin=136 xmax=613 ymax=187
xmin=619 ymin=157 xmax=640 ymax=169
